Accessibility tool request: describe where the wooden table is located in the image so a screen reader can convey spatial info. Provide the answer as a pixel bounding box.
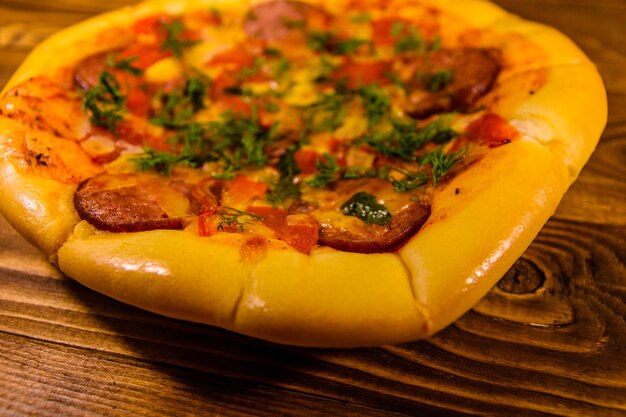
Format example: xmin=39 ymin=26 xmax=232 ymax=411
xmin=1 ymin=1 xmax=625 ymax=415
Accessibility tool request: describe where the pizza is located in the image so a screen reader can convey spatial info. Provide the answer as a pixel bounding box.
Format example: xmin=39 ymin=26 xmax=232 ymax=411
xmin=0 ymin=0 xmax=606 ymax=347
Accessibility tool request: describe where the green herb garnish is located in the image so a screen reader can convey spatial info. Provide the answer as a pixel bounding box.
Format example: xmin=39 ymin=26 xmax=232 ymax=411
xmin=267 ymin=147 xmax=302 ymax=205
xmin=307 ymin=31 xmax=333 ymax=52
xmin=150 ymin=76 xmax=207 ymax=128
xmin=82 ymin=70 xmax=126 ymax=132
xmin=206 ymin=111 xmax=279 ymax=175
xmin=429 ymin=35 xmax=442 ymax=52
xmin=263 ymin=47 xmax=283 ymax=57
xmin=333 ymin=38 xmax=368 ymax=54
xmin=240 ymin=57 xmax=265 ymax=78
xmin=426 ymin=69 xmax=454 ymax=92
xmin=162 ymin=19 xmax=198 ymax=57
xmin=342 ymin=165 xmax=390 ymax=180
xmin=392 ymin=22 xmax=424 ymax=54
xmin=107 ymin=55 xmax=143 ymax=76
xmin=307 ymin=30 xmax=368 ymax=55
xmin=360 ymin=116 xmax=457 ymax=161
xmin=420 ymin=147 xmax=465 ymax=186
xmin=356 ymin=84 xmax=391 ymax=127
xmin=273 ymin=58 xmax=291 ymax=78
xmin=217 ymin=206 xmax=265 ymax=232
xmin=309 ymin=92 xmax=349 ymax=132
xmin=390 ymin=168 xmax=429 ymax=192
xmin=306 ymin=153 xmax=339 ymax=188
xmin=132 ymin=122 xmax=206 ymax=175
xmin=341 ymin=192 xmax=391 ymax=226
xmin=132 ymin=148 xmax=197 ymax=176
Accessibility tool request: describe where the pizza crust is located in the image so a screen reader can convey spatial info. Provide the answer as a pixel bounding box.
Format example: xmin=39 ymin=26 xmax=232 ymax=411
xmin=400 ymin=137 xmax=569 ymax=334
xmin=0 ymin=0 xmax=607 ymax=346
xmin=59 ymin=224 xmax=429 ymax=347
xmin=0 ymin=160 xmax=78 ymax=261
xmin=487 ymin=63 xmax=607 ymax=180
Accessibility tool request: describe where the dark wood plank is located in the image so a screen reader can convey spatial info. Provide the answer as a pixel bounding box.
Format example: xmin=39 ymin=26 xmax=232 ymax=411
xmin=0 ymin=0 xmax=625 ymax=416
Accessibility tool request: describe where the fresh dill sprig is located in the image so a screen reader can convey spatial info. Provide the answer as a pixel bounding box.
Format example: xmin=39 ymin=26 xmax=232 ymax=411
xmin=266 ymin=147 xmax=301 ymax=206
xmin=161 ymin=19 xmax=199 ymax=57
xmin=82 ymin=70 xmax=126 ymax=132
xmin=217 ymin=206 xmax=265 ymax=232
xmin=420 ymin=147 xmax=465 ymax=186
xmin=306 ymin=153 xmax=339 ymax=188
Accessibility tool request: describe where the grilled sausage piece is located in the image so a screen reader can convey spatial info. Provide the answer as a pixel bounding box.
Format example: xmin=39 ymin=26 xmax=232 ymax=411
xmin=75 ymin=172 xmax=193 ymax=232
xmin=318 ymin=201 xmax=430 ymax=253
xmin=405 ymin=48 xmax=501 ymax=119
xmin=73 ymin=52 xmax=109 ymax=91
xmin=243 ymin=0 xmax=328 ymax=41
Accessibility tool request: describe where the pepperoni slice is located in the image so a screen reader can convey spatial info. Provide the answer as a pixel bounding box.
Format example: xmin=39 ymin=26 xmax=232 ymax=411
xmin=318 ymin=201 xmax=430 ymax=253
xmin=243 ymin=0 xmax=328 ymax=41
xmin=74 ymin=52 xmax=109 ymax=90
xmin=405 ymin=48 xmax=501 ymax=119
xmin=75 ymin=172 xmax=192 ymax=232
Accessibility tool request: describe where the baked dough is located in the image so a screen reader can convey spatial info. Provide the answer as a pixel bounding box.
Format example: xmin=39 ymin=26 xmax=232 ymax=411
xmin=0 ymin=0 xmax=606 ymax=346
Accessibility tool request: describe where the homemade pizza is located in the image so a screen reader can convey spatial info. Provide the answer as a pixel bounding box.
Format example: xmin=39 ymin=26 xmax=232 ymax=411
xmin=0 ymin=0 xmax=606 ymax=346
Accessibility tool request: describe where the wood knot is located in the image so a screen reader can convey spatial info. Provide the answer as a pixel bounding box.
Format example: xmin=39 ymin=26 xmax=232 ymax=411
xmin=497 ymin=258 xmax=545 ymax=294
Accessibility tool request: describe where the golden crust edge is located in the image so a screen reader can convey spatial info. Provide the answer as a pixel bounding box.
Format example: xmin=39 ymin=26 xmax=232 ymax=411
xmin=58 ymin=225 xmax=430 ymax=347
xmin=0 ymin=158 xmax=79 ymax=262
xmin=491 ymin=63 xmax=607 ymax=181
xmin=400 ymin=138 xmax=571 ymax=333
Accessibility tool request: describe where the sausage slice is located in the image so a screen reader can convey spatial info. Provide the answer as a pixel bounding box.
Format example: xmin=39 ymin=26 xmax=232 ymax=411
xmin=75 ymin=172 xmax=192 ymax=232
xmin=405 ymin=48 xmax=501 ymax=119
xmin=318 ymin=201 xmax=430 ymax=253
xmin=244 ymin=0 xmax=328 ymax=41
xmin=73 ymin=52 xmax=109 ymax=91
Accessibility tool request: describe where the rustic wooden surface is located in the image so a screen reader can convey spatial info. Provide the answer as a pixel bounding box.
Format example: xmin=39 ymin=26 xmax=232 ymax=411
xmin=1 ymin=0 xmax=625 ymax=415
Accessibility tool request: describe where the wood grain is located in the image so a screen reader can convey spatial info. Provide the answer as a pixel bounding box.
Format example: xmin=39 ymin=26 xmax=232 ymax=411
xmin=1 ymin=0 xmax=625 ymax=416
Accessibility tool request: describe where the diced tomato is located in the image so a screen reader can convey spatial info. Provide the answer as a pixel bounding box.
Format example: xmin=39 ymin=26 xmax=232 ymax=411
xmin=247 ymin=207 xmax=319 ymax=253
xmin=257 ymin=104 xmax=281 ymax=128
xmin=115 ymin=121 xmax=169 ymax=150
xmin=327 ymin=138 xmax=341 ymax=153
xmin=115 ymin=121 xmax=143 ymax=145
xmin=371 ymin=18 xmax=406 ymax=46
xmin=215 ymin=96 xmax=252 ymax=116
xmin=208 ymin=47 xmax=255 ymax=69
xmin=465 ymin=113 xmax=519 ymax=147
xmin=192 ymin=178 xmax=220 ymax=214
xmin=125 ymin=89 xmax=151 ymax=117
xmin=332 ymin=59 xmax=391 ymax=88
xmin=226 ymin=175 xmax=268 ymax=205
xmin=184 ymin=9 xmax=222 ymax=28
xmin=197 ymin=212 xmax=217 ymax=237
xmin=132 ymin=15 xmax=172 ymax=39
xmin=294 ymin=149 xmax=319 ymax=174
xmin=210 ymin=72 xmax=234 ymax=97
xmin=118 ymin=44 xmax=171 ymax=70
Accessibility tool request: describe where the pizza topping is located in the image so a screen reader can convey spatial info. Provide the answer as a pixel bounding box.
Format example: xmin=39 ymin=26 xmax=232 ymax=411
xmin=465 ymin=112 xmax=519 ymax=147
xmin=160 ymin=19 xmax=199 ymax=57
xmin=319 ymin=200 xmax=430 ymax=253
xmin=38 ymin=1 xmax=517 ymax=253
xmin=244 ymin=0 xmax=329 ymax=41
xmin=74 ymin=172 xmax=194 ymax=232
xmin=82 ymin=71 xmax=127 ymax=132
xmin=74 ymin=52 xmax=109 ymax=90
xmin=403 ymin=48 xmax=501 ymax=119
xmin=216 ymin=206 xmax=265 ymax=232
xmin=247 ymin=206 xmax=319 ymax=253
xmin=341 ymin=192 xmax=391 ymax=226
